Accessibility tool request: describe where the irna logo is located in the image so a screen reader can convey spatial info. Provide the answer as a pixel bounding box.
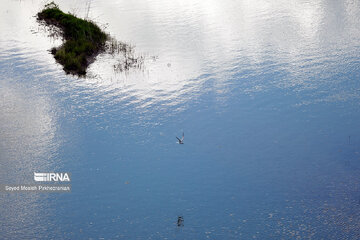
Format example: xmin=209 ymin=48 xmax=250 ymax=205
xmin=34 ymin=172 xmax=71 ymax=182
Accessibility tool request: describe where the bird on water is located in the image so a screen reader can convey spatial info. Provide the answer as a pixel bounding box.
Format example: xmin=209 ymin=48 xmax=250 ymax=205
xmin=177 ymin=216 xmax=184 ymax=226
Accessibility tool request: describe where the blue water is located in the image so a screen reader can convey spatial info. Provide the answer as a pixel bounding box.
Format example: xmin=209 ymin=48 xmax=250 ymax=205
xmin=1 ymin=0 xmax=360 ymax=239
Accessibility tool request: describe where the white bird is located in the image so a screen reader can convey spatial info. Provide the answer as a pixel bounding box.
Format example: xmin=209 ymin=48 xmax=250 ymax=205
xmin=176 ymin=132 xmax=184 ymax=144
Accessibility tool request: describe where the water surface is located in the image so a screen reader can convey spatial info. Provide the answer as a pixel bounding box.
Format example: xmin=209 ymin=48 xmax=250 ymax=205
xmin=1 ymin=0 xmax=360 ymax=239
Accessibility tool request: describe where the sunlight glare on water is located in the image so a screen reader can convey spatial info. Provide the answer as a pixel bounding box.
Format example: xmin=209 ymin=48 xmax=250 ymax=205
xmin=1 ymin=0 xmax=360 ymax=239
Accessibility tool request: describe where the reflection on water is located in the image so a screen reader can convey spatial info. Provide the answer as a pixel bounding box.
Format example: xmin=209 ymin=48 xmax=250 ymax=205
xmin=0 ymin=81 xmax=61 ymax=238
xmin=1 ymin=0 xmax=359 ymax=108
xmin=1 ymin=0 xmax=360 ymax=239
xmin=0 ymin=83 xmax=58 ymax=180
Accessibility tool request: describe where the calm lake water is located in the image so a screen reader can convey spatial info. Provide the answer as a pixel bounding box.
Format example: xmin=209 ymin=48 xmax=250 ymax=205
xmin=1 ymin=0 xmax=360 ymax=239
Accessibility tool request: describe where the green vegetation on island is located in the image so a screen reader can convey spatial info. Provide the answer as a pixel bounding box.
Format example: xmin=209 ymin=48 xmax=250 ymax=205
xmin=37 ymin=2 xmax=108 ymax=76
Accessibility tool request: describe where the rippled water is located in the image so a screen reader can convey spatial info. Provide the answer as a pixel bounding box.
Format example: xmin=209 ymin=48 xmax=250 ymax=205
xmin=1 ymin=0 xmax=360 ymax=239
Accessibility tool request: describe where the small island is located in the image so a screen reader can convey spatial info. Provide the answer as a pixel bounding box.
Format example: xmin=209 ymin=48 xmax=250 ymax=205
xmin=37 ymin=2 xmax=108 ymax=76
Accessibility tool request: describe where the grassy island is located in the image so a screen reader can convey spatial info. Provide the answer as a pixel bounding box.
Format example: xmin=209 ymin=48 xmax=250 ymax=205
xmin=37 ymin=2 xmax=108 ymax=75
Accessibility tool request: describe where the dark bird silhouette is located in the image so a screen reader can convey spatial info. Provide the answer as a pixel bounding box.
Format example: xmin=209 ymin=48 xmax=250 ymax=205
xmin=177 ymin=216 xmax=184 ymax=226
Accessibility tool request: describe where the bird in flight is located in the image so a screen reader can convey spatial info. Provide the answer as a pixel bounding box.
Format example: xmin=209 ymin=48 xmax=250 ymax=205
xmin=176 ymin=132 xmax=184 ymax=144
